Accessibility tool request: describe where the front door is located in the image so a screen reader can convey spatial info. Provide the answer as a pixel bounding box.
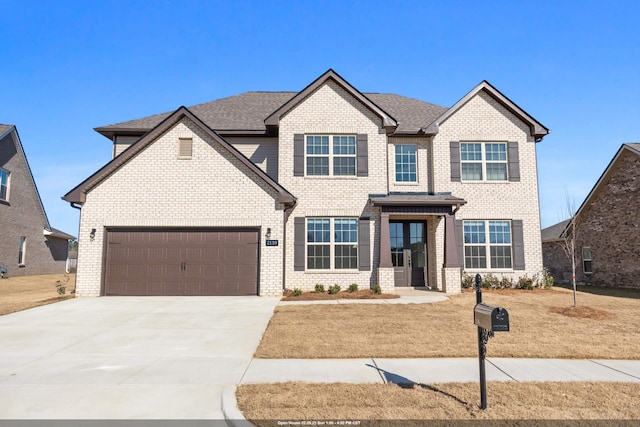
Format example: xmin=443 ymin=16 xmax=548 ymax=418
xmin=390 ymin=221 xmax=426 ymax=287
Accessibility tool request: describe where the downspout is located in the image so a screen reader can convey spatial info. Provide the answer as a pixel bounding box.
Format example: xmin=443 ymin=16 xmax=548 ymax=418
xmin=282 ymin=200 xmax=297 ymax=294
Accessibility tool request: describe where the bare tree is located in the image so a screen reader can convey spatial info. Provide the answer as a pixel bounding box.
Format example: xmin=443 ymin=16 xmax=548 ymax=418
xmin=559 ymin=192 xmax=579 ymax=307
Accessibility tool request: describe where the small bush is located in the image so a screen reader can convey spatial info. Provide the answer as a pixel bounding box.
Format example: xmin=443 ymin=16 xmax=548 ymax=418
xmin=371 ymin=284 xmax=382 ymax=295
xmin=328 ymin=284 xmax=341 ymax=295
xmin=499 ymin=276 xmax=514 ymax=289
xmin=539 ymin=268 xmax=555 ymax=289
xmin=55 ymin=275 xmax=69 ymax=296
xmin=482 ymin=273 xmax=500 ymax=289
xmin=517 ymin=275 xmax=534 ymax=290
xmin=461 ymin=272 xmax=474 ymax=289
xmin=292 ymin=288 xmax=303 ymax=296
xmin=314 ymin=284 xmax=325 ymax=293
xmin=347 ymin=283 xmax=358 ymax=293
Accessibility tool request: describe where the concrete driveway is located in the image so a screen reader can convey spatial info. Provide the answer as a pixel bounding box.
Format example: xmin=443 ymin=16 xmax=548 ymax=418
xmin=0 ymin=296 xmax=279 ymax=420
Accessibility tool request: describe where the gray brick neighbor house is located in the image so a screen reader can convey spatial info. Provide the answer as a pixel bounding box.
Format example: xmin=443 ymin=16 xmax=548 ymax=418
xmin=1 ymin=124 xmax=75 ymax=277
xmin=542 ymin=143 xmax=640 ymax=288
xmin=64 ymin=70 xmax=549 ymax=296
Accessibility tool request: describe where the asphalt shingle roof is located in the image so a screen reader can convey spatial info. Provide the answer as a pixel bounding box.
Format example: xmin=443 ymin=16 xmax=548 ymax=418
xmin=0 ymin=124 xmax=14 ymax=135
xmin=96 ymin=92 xmax=447 ymax=135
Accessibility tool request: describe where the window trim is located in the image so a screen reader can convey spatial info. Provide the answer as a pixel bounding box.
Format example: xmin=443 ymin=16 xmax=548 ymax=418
xmin=460 ymin=142 xmax=508 ymax=182
xmin=582 ymin=247 xmax=593 ymax=275
xmin=18 ymin=236 xmax=26 ymax=266
xmin=463 ymin=220 xmax=513 ymax=270
xmin=306 ymin=217 xmax=359 ymax=271
xmin=394 ymin=144 xmax=418 ymax=184
xmin=0 ymin=168 xmax=9 ymax=201
xmin=304 ymin=135 xmax=357 ymax=177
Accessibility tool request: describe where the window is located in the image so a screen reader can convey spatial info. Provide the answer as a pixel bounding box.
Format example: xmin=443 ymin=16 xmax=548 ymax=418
xmin=582 ymin=247 xmax=593 ymax=274
xmin=395 ymin=145 xmax=417 ymax=182
xmin=307 ymin=218 xmax=358 ymax=269
xmin=18 ymin=236 xmax=26 ymax=265
xmin=0 ymin=168 xmax=8 ymax=200
xmin=306 ymin=135 xmax=356 ymax=176
xmin=461 ymin=142 xmax=507 ymax=181
xmin=463 ymin=220 xmax=512 ymax=269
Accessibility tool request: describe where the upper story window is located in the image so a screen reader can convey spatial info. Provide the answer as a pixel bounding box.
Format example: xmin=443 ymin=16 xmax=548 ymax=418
xmin=463 ymin=220 xmax=512 ymax=269
xmin=461 ymin=142 xmax=507 ymax=181
xmin=0 ymin=168 xmax=9 ymax=200
xmin=306 ymin=135 xmax=356 ymax=176
xmin=395 ymin=145 xmax=417 ymax=183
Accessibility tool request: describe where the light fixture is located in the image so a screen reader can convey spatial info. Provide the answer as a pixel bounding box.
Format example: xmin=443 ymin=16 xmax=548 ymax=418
xmin=89 ymin=228 xmax=96 ymax=241
xmin=265 ymin=227 xmax=271 ymax=239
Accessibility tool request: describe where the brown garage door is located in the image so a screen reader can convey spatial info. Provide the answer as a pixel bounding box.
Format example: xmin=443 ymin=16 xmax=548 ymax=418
xmin=104 ymin=228 xmax=259 ymax=296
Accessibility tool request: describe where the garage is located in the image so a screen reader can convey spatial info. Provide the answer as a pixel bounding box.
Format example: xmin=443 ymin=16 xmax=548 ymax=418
xmin=104 ymin=228 xmax=260 ymax=296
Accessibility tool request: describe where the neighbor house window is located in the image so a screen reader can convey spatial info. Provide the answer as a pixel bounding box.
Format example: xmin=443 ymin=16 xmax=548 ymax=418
xmin=18 ymin=236 xmax=26 ymax=265
xmin=463 ymin=220 xmax=512 ymax=269
xmin=582 ymin=247 xmax=593 ymax=274
xmin=461 ymin=142 xmax=507 ymax=181
xmin=307 ymin=218 xmax=358 ymax=269
xmin=395 ymin=145 xmax=417 ymax=182
xmin=0 ymin=168 xmax=8 ymax=200
xmin=306 ymin=135 xmax=356 ymax=176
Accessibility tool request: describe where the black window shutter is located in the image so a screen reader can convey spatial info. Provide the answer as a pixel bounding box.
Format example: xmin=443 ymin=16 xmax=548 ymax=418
xmin=294 ymin=134 xmax=304 ymax=177
xmin=512 ymin=220 xmax=525 ymax=270
xmin=450 ymin=141 xmax=461 ymax=182
xmin=358 ymin=218 xmax=370 ymax=271
xmin=356 ymin=134 xmax=368 ymax=176
xmin=508 ymin=141 xmax=520 ymax=182
xmin=455 ymin=220 xmax=464 ymax=268
xmin=294 ymin=217 xmax=305 ymax=271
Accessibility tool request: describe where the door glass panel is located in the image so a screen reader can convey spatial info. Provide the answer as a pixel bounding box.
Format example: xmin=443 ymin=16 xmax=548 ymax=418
xmin=410 ymin=222 xmax=425 ymax=268
xmin=390 ymin=222 xmax=404 ymax=266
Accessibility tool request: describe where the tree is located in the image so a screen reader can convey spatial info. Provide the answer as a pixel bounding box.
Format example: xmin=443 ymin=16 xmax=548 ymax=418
xmin=559 ymin=193 xmax=579 ymax=307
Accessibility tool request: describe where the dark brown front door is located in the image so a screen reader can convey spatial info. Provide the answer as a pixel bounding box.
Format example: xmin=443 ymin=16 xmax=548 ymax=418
xmin=390 ymin=221 xmax=426 ymax=287
xmin=104 ymin=228 xmax=259 ymax=296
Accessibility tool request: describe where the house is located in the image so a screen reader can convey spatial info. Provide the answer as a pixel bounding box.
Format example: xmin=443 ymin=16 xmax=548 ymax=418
xmin=542 ymin=143 xmax=640 ymax=288
xmin=0 ymin=124 xmax=76 ymax=276
xmin=63 ymin=70 xmax=549 ymax=297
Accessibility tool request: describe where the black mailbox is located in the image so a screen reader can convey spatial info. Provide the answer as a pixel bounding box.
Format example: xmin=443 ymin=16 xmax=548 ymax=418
xmin=474 ymin=303 xmax=509 ymax=332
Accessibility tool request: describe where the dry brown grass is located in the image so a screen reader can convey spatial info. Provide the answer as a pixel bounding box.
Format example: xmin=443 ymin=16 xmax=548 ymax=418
xmin=237 ymin=382 xmax=640 ymax=422
xmin=0 ymin=273 xmax=76 ymax=315
xmin=256 ymin=287 xmax=640 ymax=359
xmin=283 ymin=289 xmax=400 ymax=301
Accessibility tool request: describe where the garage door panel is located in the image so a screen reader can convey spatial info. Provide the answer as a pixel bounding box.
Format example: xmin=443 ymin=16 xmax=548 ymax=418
xmin=105 ymin=229 xmax=259 ymax=296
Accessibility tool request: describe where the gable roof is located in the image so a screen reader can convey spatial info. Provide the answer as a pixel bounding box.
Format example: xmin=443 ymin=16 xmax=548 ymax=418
xmin=571 ymin=143 xmax=640 ymax=223
xmin=541 ymin=219 xmax=570 ymax=242
xmin=94 ymin=73 xmax=447 ymax=139
xmin=64 ymin=107 xmax=296 ymax=205
xmin=264 ymin=69 xmax=397 ymax=130
xmin=421 ymin=80 xmax=550 ymax=141
xmin=0 ymin=124 xmax=51 ymax=230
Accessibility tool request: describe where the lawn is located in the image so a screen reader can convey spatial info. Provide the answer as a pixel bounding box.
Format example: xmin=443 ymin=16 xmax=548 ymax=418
xmin=255 ymin=286 xmax=640 ymax=359
xmin=237 ymin=382 xmax=640 ymax=422
xmin=0 ymin=273 xmax=76 ymax=315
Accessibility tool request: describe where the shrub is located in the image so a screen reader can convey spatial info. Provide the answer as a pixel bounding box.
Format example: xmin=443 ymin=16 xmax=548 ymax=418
xmin=482 ymin=273 xmax=500 ymax=289
xmin=328 ymin=284 xmax=341 ymax=295
xmin=517 ymin=275 xmax=534 ymax=290
xmin=347 ymin=283 xmax=358 ymax=293
xmin=461 ymin=272 xmax=474 ymax=289
xmin=314 ymin=284 xmax=325 ymax=293
xmin=499 ymin=276 xmax=514 ymax=289
xmin=292 ymin=288 xmax=303 ymax=296
xmin=55 ymin=275 xmax=69 ymax=296
xmin=371 ymin=284 xmax=382 ymax=295
xmin=539 ymin=268 xmax=555 ymax=289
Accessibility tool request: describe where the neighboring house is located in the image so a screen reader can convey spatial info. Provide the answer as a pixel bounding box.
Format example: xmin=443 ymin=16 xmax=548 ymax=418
xmin=542 ymin=143 xmax=640 ymax=288
xmin=0 ymin=124 xmax=76 ymax=276
xmin=64 ymin=70 xmax=549 ymax=297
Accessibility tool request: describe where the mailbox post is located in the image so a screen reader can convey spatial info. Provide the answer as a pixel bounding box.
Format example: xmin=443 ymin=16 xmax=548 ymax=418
xmin=473 ymin=273 xmax=509 ymax=410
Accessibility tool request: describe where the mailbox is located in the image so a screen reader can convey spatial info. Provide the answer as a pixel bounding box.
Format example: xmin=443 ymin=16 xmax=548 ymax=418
xmin=474 ymin=303 xmax=509 ymax=332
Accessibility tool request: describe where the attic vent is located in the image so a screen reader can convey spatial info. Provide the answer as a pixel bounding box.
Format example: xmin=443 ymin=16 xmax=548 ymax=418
xmin=178 ymin=138 xmax=193 ymax=158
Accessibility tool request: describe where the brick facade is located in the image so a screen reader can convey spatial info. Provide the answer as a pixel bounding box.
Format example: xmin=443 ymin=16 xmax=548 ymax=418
xmin=0 ymin=127 xmax=71 ymax=276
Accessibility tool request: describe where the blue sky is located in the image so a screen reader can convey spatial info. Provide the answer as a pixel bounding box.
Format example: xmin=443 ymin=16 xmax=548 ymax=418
xmin=2 ymin=0 xmax=639 ymax=236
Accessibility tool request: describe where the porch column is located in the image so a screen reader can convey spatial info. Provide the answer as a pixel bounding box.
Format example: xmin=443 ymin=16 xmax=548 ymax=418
xmin=380 ymin=212 xmax=392 ymax=268
xmin=444 ymin=214 xmax=461 ymax=268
